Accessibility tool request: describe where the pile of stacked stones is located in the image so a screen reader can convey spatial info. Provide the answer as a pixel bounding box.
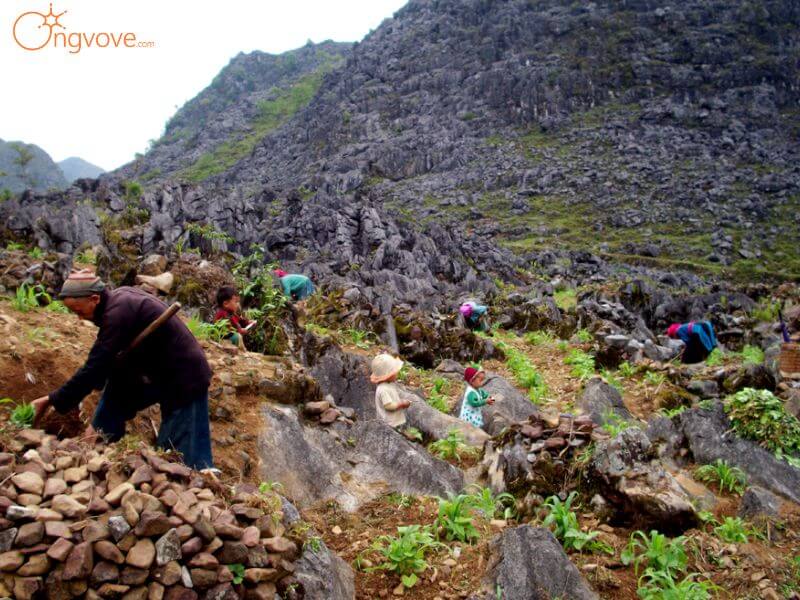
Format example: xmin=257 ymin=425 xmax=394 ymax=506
xmin=514 ymin=413 xmax=601 ymax=465
xmin=302 ymin=396 xmax=354 ymax=426
xmin=0 ymin=429 xmax=302 ymax=600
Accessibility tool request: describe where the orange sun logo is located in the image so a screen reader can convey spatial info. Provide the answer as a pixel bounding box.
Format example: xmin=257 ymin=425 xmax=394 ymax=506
xmin=13 ymin=3 xmax=67 ymax=51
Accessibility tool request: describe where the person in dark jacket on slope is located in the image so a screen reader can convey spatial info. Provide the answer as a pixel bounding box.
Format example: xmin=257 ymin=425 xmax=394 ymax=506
xmin=31 ymin=272 xmax=215 ymax=471
xmin=667 ymin=320 xmax=718 ymax=364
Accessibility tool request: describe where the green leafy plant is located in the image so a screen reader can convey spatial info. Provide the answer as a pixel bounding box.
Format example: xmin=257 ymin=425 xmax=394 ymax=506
xmin=713 ymin=517 xmax=750 ymax=543
xmin=576 ymin=328 xmax=593 ymax=344
xmin=385 ymin=493 xmax=415 ymax=509
xmin=428 ymin=429 xmax=478 ymax=462
xmin=27 ymin=247 xmax=44 ymax=259
xmin=227 ymin=563 xmax=245 ymax=585
xmin=344 ymin=328 xmax=373 ymax=349
xmin=643 ymin=370 xmax=666 ymax=387
xmin=435 ymin=493 xmax=480 ymax=543
xmin=45 ymin=300 xmax=70 ymax=314
xmin=557 ymin=340 xmax=570 ymax=352
xmin=637 ymin=571 xmax=716 ymax=600
xmin=564 ymin=349 xmax=595 ymax=380
xmin=404 ymin=427 xmax=424 ymax=442
xmin=10 ymin=283 xmax=50 ymax=312
xmin=232 ymin=249 xmax=289 ymax=354
xmin=466 ymin=485 xmax=515 ymax=519
xmin=5 ymin=241 xmax=24 ymax=251
xmin=658 ymin=405 xmax=687 ymax=418
xmin=368 ymin=525 xmax=442 ymax=588
xmin=541 ymin=492 xmax=613 ymax=554
xmin=426 ymin=377 xmax=450 ymax=413
xmin=258 ymin=480 xmax=284 ymax=494
xmin=186 ymin=316 xmax=230 ymax=342
xmin=601 ymin=368 xmax=624 ymax=394
xmin=186 ymin=222 xmax=233 ymax=257
xmin=621 ymin=530 xmax=688 ymax=578
xmin=74 ymin=248 xmax=96 ymax=265
xmin=10 ymin=403 xmax=35 ymax=428
xmin=739 ymin=344 xmax=764 ymax=366
xmin=694 ymin=460 xmax=747 ymax=495
xmin=525 ymin=330 xmax=555 ymax=346
xmin=705 ymin=348 xmax=725 ymax=367
xmin=750 ymin=299 xmax=780 ymax=323
xmin=618 ymin=361 xmax=637 ymax=378
xmin=724 ymin=388 xmax=800 ymax=467
xmin=497 ymin=342 xmax=549 ymax=403
xmin=554 ymin=289 xmax=577 ymax=311
xmin=601 ymin=410 xmax=636 ymax=437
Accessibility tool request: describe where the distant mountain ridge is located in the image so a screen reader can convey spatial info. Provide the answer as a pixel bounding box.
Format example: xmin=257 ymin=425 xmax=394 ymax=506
xmin=58 ymin=157 xmax=105 ymax=183
xmin=0 ymin=139 xmax=67 ymax=194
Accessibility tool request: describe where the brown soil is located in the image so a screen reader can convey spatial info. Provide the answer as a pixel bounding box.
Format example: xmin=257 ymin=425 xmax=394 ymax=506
xmin=304 ymin=495 xmax=495 ymax=600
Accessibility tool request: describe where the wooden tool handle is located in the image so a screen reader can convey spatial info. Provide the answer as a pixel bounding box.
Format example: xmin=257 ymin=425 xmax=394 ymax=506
xmin=117 ymin=302 xmax=181 ymax=361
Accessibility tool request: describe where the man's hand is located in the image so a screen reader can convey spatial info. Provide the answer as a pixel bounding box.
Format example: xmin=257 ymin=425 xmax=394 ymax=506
xmin=487 ymin=397 xmax=496 ymax=405
xmin=31 ymin=396 xmax=50 ymax=428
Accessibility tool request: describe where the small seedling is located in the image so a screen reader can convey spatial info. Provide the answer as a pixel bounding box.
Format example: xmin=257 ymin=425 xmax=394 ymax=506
xmin=564 ymin=349 xmax=595 ymax=380
xmin=694 ymin=459 xmax=747 ymax=495
xmin=11 ymin=403 xmax=35 ymax=428
xmin=435 ymin=493 xmax=480 ymax=543
xmin=541 ymin=492 xmax=613 ymax=554
xmin=713 ymin=517 xmax=750 ymax=543
xmin=428 ymin=429 xmax=479 ymax=462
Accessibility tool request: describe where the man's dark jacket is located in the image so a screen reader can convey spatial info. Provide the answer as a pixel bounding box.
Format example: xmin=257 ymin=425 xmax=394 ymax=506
xmin=50 ymin=287 xmax=212 ymax=414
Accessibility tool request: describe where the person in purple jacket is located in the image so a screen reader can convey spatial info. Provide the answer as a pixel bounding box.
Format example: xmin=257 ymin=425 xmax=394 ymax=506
xmin=31 ymin=272 xmax=215 ymax=471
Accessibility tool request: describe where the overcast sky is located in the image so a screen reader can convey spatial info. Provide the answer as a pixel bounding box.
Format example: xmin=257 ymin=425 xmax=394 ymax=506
xmin=0 ymin=0 xmax=407 ymax=172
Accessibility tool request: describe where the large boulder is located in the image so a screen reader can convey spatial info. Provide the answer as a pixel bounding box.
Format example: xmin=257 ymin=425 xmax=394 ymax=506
xmin=480 ymin=372 xmax=539 ymax=436
xmin=293 ymin=540 xmax=355 ymax=600
xmin=678 ymin=404 xmax=800 ymax=504
xmin=577 ymin=377 xmax=632 ymax=425
xmin=590 ymin=428 xmax=698 ymax=533
xmin=257 ymin=405 xmax=464 ymax=511
xmin=405 ymin=393 xmax=489 ymax=447
xmin=484 ymin=526 xmax=598 ymax=600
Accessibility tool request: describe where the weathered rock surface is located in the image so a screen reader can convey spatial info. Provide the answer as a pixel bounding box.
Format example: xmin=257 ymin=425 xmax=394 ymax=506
xmin=678 ymin=404 xmax=800 ymax=504
xmin=484 ymin=526 xmax=598 ymax=600
xmin=257 ymin=405 xmax=464 ymax=511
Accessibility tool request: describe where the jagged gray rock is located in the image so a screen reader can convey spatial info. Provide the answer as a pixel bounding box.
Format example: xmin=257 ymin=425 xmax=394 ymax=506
xmin=678 ymin=404 xmax=800 ymax=504
xmin=257 ymin=405 xmax=464 ymax=511
xmin=484 ymin=526 xmax=598 ymax=600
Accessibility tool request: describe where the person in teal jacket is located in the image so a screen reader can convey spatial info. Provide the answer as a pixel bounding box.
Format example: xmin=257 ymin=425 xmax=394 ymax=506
xmin=459 ymin=367 xmax=495 ymax=428
xmin=274 ymin=269 xmax=315 ymax=301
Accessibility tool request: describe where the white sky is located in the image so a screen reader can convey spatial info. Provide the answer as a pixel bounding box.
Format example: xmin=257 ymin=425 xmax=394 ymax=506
xmin=0 ymin=0 xmax=407 ymax=171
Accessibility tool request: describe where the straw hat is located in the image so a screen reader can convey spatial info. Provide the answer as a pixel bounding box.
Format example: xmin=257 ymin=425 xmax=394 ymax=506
xmin=370 ymin=353 xmax=404 ymax=384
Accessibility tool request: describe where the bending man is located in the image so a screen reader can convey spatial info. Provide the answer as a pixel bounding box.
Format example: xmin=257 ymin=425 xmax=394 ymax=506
xmin=32 ymin=272 xmax=215 ymax=471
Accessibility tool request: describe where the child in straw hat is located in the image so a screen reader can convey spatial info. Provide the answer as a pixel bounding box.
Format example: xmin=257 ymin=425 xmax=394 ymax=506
xmin=370 ymin=353 xmax=411 ymax=429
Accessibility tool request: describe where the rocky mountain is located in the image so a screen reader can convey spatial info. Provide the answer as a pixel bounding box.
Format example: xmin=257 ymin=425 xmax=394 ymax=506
xmin=0 ymin=139 xmax=67 ymax=194
xmin=58 ymin=157 xmax=105 ymax=183
xmin=116 ymin=40 xmax=351 ymax=184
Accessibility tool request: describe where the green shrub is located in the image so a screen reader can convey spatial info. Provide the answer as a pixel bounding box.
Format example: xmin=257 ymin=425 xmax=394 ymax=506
xmin=524 ymin=330 xmax=555 ymax=346
xmin=643 ymin=370 xmax=666 ymax=387
xmin=705 ymin=348 xmax=725 ymax=367
xmin=541 ymin=492 xmax=613 ymax=554
xmin=637 ymin=572 xmax=716 ymax=600
xmin=10 ymin=403 xmax=35 ymax=428
xmin=426 ymin=378 xmax=450 ymax=413
xmin=621 ymin=530 xmax=688 ymax=578
xmin=564 ymin=349 xmax=595 ymax=380
xmin=618 ymin=361 xmax=637 ymax=378
xmin=740 ymin=344 xmax=764 ymax=366
xmin=466 ymin=485 xmax=516 ymax=520
xmin=576 ymin=328 xmax=593 ymax=343
xmin=368 ymin=525 xmax=442 ymax=588
xmin=10 ymin=283 xmax=50 ymax=312
xmin=45 ymin=300 xmax=70 ymax=314
xmin=496 ymin=342 xmax=549 ymax=404
xmin=601 ymin=410 xmax=636 ymax=437
xmin=724 ymin=388 xmax=800 ymax=467
xmin=435 ymin=493 xmax=479 ymax=543
xmin=186 ymin=316 xmax=230 ymax=342
xmin=227 ymin=563 xmax=245 ymax=585
xmin=554 ymin=289 xmax=577 ymax=311
xmin=74 ymin=248 xmax=97 ymax=264
xmin=428 ymin=430 xmax=478 ymax=462
xmin=694 ymin=459 xmax=747 ymax=495
xmin=600 ymin=368 xmax=624 ymax=394
xmin=713 ymin=517 xmax=750 ymax=543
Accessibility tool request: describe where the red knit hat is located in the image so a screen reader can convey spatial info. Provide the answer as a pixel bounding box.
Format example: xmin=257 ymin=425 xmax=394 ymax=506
xmin=273 ymin=269 xmax=288 ymax=278
xmin=464 ymin=367 xmax=480 ymax=383
xmin=666 ymin=323 xmax=680 ymax=338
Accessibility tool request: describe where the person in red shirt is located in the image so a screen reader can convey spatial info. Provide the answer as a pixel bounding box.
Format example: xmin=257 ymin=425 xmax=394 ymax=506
xmin=214 ymin=286 xmax=254 ymax=349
